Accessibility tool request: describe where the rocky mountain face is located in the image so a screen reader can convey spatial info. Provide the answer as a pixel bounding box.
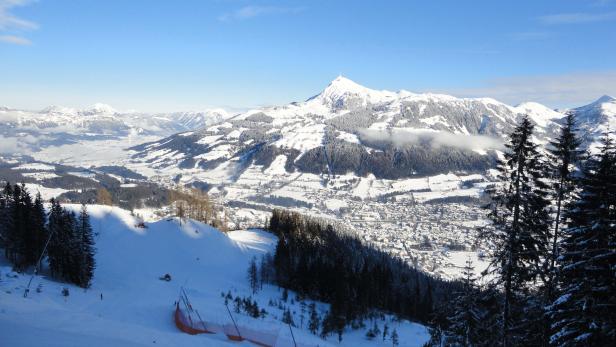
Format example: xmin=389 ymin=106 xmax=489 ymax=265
xmin=132 ymin=77 xmax=584 ymax=182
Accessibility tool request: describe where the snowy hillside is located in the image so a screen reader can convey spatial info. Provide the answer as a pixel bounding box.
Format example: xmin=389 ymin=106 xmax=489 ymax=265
xmin=566 ymin=95 xmax=616 ymax=152
xmin=0 ymin=205 xmax=429 ymax=346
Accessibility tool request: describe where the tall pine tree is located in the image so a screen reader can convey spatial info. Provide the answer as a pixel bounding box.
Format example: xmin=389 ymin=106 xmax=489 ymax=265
xmin=546 ymin=113 xmax=582 ymax=292
xmin=0 ymin=183 xmax=14 ymax=258
xmin=31 ymin=192 xmax=48 ymax=270
xmin=549 ymin=134 xmax=616 ymax=346
xmin=247 ymin=256 xmax=258 ymax=294
xmin=1 ymin=184 xmax=46 ymax=270
xmin=447 ymin=258 xmax=480 ymax=346
xmin=47 ymin=198 xmax=73 ymax=280
xmin=77 ymin=204 xmax=95 ymax=288
xmin=482 ymin=116 xmax=552 ymax=346
xmin=6 ymin=184 xmax=31 ymax=266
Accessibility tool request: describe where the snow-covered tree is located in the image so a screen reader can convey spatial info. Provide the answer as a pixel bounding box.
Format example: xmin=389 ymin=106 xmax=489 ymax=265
xmin=447 ymin=258 xmax=481 ymax=346
xmin=549 ymin=134 xmax=616 ymax=346
xmin=482 ymin=116 xmax=552 ymax=346
xmin=546 ymin=113 xmax=582 ymax=292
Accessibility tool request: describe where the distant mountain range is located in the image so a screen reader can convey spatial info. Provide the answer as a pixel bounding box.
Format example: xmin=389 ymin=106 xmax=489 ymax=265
xmin=0 ymin=103 xmax=231 ymax=153
xmin=2 ymin=77 xmax=614 ymax=181
xmin=131 ymin=77 xmax=615 ymax=183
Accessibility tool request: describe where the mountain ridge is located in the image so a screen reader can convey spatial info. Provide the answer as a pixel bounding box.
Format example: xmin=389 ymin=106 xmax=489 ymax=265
xmin=130 ymin=77 xmax=570 ymax=182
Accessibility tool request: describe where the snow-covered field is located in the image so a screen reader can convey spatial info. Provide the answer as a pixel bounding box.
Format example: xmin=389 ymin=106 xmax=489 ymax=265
xmin=31 ymin=136 xmax=157 ymax=168
xmin=0 ymin=205 xmax=429 ymax=346
xmin=23 ymin=183 xmax=70 ymax=200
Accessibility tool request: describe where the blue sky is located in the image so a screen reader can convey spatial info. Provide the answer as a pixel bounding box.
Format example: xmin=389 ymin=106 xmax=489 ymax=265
xmin=0 ymin=0 xmax=615 ymax=112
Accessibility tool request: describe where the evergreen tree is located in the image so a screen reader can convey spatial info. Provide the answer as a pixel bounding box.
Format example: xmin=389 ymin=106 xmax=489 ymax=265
xmin=46 ymin=198 xmax=64 ymax=278
xmin=391 ymin=328 xmax=399 ymax=346
xmin=472 ymin=285 xmax=503 ymax=347
xmin=8 ymin=184 xmax=29 ymax=266
xmin=482 ymin=116 xmax=552 ymax=346
xmin=3 ymin=183 xmax=46 ymax=269
xmin=47 ymin=199 xmax=78 ymax=283
xmin=308 ymin=303 xmax=320 ymax=334
xmin=77 ymin=204 xmax=95 ymax=288
xmin=0 ymin=183 xmax=12 ymax=252
xmin=372 ymin=321 xmax=381 ymax=337
xmin=247 ymin=256 xmax=258 ymax=294
xmin=63 ymin=210 xmax=80 ymax=284
xmin=383 ymin=322 xmax=389 ymax=340
xmin=31 ymin=193 xmax=48 ymax=270
xmin=549 ymin=134 xmax=616 ymax=346
xmin=448 ymin=258 xmax=480 ymax=346
xmin=299 ymin=300 xmax=306 ymax=328
xmin=546 ymin=113 xmax=582 ymax=291
xmin=320 ymin=310 xmax=334 ymax=338
xmin=282 ymin=308 xmax=295 ymax=326
xmin=1 ymin=183 xmax=17 ymax=263
xmin=259 ymin=254 xmax=271 ymax=288
xmin=266 ymin=208 xmax=453 ymax=330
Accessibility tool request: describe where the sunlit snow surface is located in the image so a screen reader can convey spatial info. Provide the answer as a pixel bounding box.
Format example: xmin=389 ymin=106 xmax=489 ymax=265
xmin=0 ymin=205 xmax=429 ymax=346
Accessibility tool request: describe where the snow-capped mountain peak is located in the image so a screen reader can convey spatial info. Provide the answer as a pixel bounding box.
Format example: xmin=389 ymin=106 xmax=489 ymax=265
xmin=514 ymin=102 xmax=562 ymax=128
xmin=39 ymin=105 xmax=78 ymax=115
xmin=313 ymin=76 xmax=397 ymax=109
xmin=573 ymin=94 xmax=616 ymax=120
xmin=84 ymin=103 xmax=117 ymax=115
xmin=323 ymin=76 xmax=373 ymax=96
xmin=593 ymin=94 xmax=615 ymax=105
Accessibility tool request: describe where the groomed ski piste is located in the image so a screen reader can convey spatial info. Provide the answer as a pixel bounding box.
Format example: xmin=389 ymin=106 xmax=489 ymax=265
xmin=0 ymin=204 xmax=429 ymax=346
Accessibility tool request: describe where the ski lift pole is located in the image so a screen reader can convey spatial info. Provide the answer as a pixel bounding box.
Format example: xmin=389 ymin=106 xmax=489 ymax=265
xmin=194 ymin=309 xmax=207 ymax=331
xmin=288 ymin=323 xmax=297 ymax=347
xmin=24 ymin=228 xmax=55 ymax=298
xmin=179 ymin=287 xmax=196 ymax=326
xmin=225 ymin=302 xmax=242 ymax=339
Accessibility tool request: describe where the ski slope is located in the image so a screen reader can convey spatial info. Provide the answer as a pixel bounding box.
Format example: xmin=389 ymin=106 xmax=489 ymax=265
xmin=0 ymin=205 xmax=429 ymax=346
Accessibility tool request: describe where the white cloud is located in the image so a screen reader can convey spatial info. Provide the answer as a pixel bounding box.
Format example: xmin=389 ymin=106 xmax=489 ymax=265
xmin=0 ymin=135 xmax=37 ymax=154
xmin=0 ymin=34 xmax=30 ymax=45
xmin=539 ymin=11 xmax=616 ymax=24
xmin=445 ymin=71 xmax=616 ymax=108
xmin=0 ymin=0 xmax=37 ymax=44
xmin=218 ymin=5 xmax=304 ymax=22
xmin=358 ymin=129 xmax=503 ymax=151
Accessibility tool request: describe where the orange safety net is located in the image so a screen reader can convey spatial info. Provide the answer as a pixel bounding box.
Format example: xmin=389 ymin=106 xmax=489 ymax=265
xmin=174 ymin=302 xmax=214 ymax=335
xmin=174 ymin=303 xmax=314 ymax=347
